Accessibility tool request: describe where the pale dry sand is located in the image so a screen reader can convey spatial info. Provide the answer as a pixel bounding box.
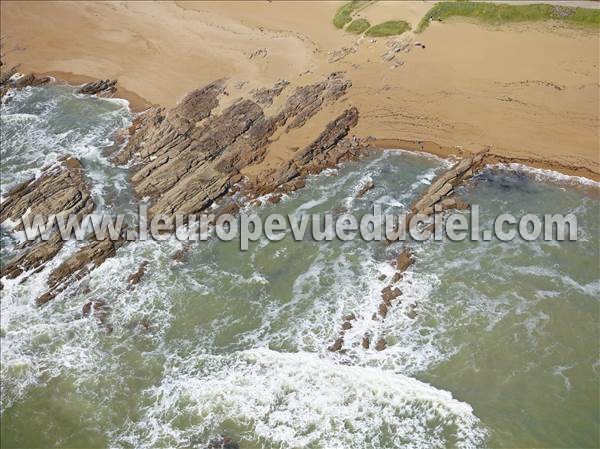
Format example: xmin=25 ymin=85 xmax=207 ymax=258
xmin=1 ymin=1 xmax=598 ymax=180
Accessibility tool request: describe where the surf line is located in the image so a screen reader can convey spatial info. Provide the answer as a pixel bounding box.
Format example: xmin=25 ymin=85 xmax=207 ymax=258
xmin=327 ymin=149 xmax=489 ymax=353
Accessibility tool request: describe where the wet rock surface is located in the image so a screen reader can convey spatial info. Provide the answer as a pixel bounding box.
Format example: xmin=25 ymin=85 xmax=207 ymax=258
xmin=205 ymin=435 xmax=240 ymax=449
xmin=82 ymin=299 xmax=112 ymax=333
xmin=411 ymin=150 xmax=487 ymax=217
xmin=2 ymin=74 xmax=360 ymax=305
xmin=37 ymin=234 xmax=128 ymax=306
xmin=114 ymin=74 xmax=355 ymax=220
xmin=0 ymin=157 xmax=94 ymax=280
xmin=1 ymin=70 xmax=52 ymax=98
xmin=127 ymin=261 xmax=149 ymax=287
xmin=355 ymin=179 xmax=374 ymax=198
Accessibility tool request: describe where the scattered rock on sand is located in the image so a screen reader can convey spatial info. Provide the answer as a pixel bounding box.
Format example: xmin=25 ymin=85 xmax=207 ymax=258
xmin=251 ymin=79 xmax=290 ymax=106
xmin=248 ymin=48 xmax=268 ymax=59
xmin=76 ymin=79 xmax=117 ymax=96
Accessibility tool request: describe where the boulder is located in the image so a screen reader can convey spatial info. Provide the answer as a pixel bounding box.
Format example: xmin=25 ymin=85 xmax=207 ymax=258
xmin=328 ymin=337 xmax=344 ymax=352
xmin=355 ymin=179 xmax=374 ymax=198
xmin=76 ymin=79 xmax=117 ymax=96
xmin=127 ymin=261 xmax=149 ymax=286
xmin=396 ymin=249 xmax=414 ymax=272
xmin=362 ymin=335 xmax=370 ymax=349
xmin=381 ymin=286 xmax=401 ymax=305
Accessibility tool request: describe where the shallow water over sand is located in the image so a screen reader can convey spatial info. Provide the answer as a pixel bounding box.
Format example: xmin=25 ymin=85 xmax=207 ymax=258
xmin=1 ymin=86 xmax=598 ymax=449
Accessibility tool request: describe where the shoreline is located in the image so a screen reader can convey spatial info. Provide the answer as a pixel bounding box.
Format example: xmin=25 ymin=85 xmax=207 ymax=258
xmin=367 ymin=138 xmax=600 ymax=182
xmin=3 ymin=72 xmax=598 ymax=183
xmin=43 ymin=70 xmax=152 ymax=113
xmin=1 ymin=0 xmax=597 ymax=182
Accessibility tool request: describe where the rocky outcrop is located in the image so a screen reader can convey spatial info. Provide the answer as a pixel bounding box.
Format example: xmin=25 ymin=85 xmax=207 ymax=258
xmin=13 ymin=72 xmax=52 ymax=89
xmin=1 ymin=70 xmax=51 ymax=98
xmin=76 ymin=79 xmax=117 ymax=96
xmin=3 ymin=74 xmax=359 ymax=307
xmin=127 ymin=260 xmax=149 ymax=287
xmin=114 ymin=74 xmax=355 ymax=219
xmin=395 ymin=249 xmax=414 ymax=272
xmin=355 ymin=179 xmax=374 ymax=198
xmin=248 ymin=107 xmax=361 ymax=197
xmin=328 ymin=309 xmax=359 ymax=353
xmin=251 ymin=79 xmax=289 ymax=106
xmin=368 ymin=151 xmax=488 ymax=351
xmin=37 ymin=234 xmax=128 ymax=305
xmin=278 ymin=72 xmax=351 ymax=132
xmin=0 ymin=157 xmax=94 ymax=280
xmin=411 ymin=150 xmax=487 ymax=216
xmin=82 ymin=299 xmax=112 ymax=333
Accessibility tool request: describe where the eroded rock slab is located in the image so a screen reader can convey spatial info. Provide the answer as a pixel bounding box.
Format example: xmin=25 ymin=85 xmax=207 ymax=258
xmin=76 ymin=79 xmax=117 ymax=96
xmin=0 ymin=157 xmax=94 ymax=280
xmin=5 ymin=74 xmax=359 ymax=306
xmin=411 ymin=150 xmax=487 ymax=215
xmin=115 ymin=74 xmax=355 ymax=220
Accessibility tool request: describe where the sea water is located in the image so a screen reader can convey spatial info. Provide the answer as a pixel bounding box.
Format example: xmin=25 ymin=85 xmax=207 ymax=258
xmin=1 ymin=86 xmax=598 ymax=449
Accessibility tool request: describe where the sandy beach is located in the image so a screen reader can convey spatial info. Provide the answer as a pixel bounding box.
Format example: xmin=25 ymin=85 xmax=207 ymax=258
xmin=1 ymin=0 xmax=598 ymax=179
xmin=2 ymin=3 xmax=600 ymax=448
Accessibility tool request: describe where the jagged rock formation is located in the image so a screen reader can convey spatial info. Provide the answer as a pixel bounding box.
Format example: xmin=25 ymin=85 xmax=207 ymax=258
xmin=0 ymin=39 xmax=51 ymax=97
xmin=369 ymin=151 xmax=488 ymax=351
xmin=82 ymin=299 xmax=113 ymax=333
xmin=2 ymin=73 xmax=359 ymax=305
xmin=355 ymin=179 xmax=374 ymax=198
xmin=411 ymin=150 xmax=488 ymax=216
xmin=0 ymin=70 xmax=51 ymax=98
xmin=328 ymin=313 xmax=356 ymax=352
xmin=0 ymin=157 xmax=94 ymax=280
xmin=248 ymin=108 xmax=361 ymax=198
xmin=328 ymin=151 xmax=489 ymax=353
xmin=113 ymin=73 xmax=355 ymax=219
xmin=127 ymin=260 xmax=149 ymax=287
xmin=37 ymin=233 xmax=128 ymax=305
xmin=251 ymin=79 xmax=289 ymax=106
xmin=76 ymin=79 xmax=117 ymax=96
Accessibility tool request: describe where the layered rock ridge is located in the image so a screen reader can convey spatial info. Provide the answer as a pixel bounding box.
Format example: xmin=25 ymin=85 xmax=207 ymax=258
xmin=2 ymin=73 xmax=361 ymax=305
xmin=0 ymin=158 xmax=94 ymax=282
xmin=328 ymin=150 xmax=489 ymax=353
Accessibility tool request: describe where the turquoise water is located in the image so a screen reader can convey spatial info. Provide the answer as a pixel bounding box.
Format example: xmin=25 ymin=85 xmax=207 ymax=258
xmin=1 ymin=86 xmax=598 ymax=448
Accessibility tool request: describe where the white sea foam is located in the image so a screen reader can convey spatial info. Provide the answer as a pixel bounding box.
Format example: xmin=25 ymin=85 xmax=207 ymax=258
xmin=3 ymin=85 xmax=598 ymax=448
xmin=117 ymin=348 xmax=487 ymax=449
xmin=490 ymin=163 xmax=600 ymax=188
